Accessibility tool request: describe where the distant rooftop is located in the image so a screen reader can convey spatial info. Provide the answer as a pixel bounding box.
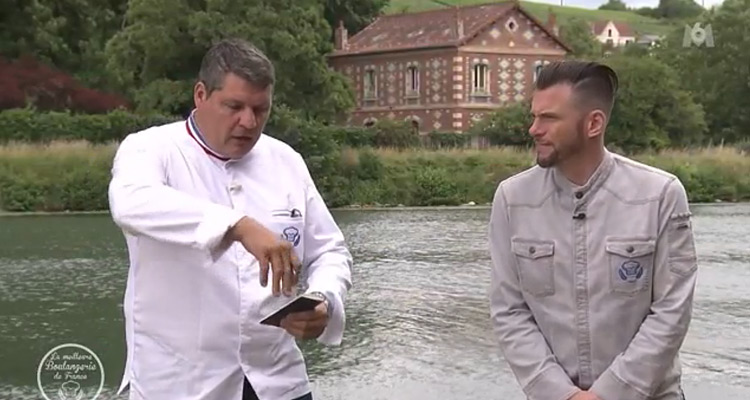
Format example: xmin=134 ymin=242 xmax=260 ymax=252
xmin=330 ymin=1 xmax=569 ymax=56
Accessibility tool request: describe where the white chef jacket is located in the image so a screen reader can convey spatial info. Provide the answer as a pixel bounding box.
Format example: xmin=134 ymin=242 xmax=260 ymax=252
xmin=107 ymin=117 xmax=353 ymax=400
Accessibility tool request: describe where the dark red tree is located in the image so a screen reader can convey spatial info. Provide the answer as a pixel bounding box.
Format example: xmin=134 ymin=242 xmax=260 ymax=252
xmin=0 ymin=54 xmax=130 ymax=113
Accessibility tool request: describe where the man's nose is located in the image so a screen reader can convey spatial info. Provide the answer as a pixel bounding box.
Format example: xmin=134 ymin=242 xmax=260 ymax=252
xmin=528 ymin=118 xmax=543 ymax=138
xmin=239 ymin=109 xmax=257 ymax=130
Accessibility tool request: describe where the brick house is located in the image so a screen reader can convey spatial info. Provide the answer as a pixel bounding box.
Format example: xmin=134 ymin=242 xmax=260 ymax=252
xmin=327 ymin=1 xmax=571 ymax=135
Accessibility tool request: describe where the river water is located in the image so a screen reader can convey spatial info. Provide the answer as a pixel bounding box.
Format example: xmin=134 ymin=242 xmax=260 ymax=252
xmin=0 ymin=205 xmax=748 ymax=399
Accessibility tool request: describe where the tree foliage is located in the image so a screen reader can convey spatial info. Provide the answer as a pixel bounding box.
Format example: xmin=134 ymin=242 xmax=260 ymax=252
xmin=604 ymin=54 xmax=707 ymax=153
xmin=469 ymin=102 xmax=533 ymax=147
xmin=1 ymin=0 xmax=748 ymax=150
xmin=558 ymin=17 xmax=602 ymax=59
xmin=0 ymin=55 xmax=129 ymax=113
xmin=323 ymin=0 xmax=388 ymax=35
xmin=598 ymin=0 xmax=627 ymax=11
xmin=655 ymin=0 xmax=750 ymax=144
xmin=104 ymin=0 xmax=356 ymax=121
xmin=0 ymin=0 xmax=128 ymax=88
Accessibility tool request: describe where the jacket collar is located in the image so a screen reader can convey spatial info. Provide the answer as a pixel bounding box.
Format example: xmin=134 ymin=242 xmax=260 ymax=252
xmin=186 ymin=110 xmax=232 ymax=162
xmin=551 ymin=149 xmax=614 ymax=202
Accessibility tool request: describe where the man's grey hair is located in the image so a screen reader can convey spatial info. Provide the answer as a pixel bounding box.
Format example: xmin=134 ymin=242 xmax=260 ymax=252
xmin=198 ymin=38 xmax=275 ymax=94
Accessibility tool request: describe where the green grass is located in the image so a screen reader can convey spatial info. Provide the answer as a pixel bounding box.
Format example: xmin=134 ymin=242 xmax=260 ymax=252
xmin=384 ymin=0 xmax=679 ymax=36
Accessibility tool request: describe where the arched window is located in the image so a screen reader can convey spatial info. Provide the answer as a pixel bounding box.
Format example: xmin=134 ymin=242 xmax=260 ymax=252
xmin=472 ymin=63 xmax=489 ymax=94
xmin=406 ymin=65 xmax=420 ymax=95
xmin=364 ymin=68 xmax=377 ymax=99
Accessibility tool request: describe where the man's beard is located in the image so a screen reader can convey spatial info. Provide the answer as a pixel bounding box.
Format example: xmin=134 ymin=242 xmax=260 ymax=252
xmin=535 ymin=120 xmax=586 ymax=169
xmin=536 ymin=150 xmax=558 ymax=168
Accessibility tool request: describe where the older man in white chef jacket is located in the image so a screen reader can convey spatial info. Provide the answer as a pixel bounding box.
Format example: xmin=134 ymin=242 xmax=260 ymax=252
xmin=108 ymin=38 xmax=353 ymax=400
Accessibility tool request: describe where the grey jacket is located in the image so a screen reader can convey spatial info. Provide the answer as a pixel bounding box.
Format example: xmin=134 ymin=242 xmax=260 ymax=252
xmin=488 ymin=150 xmax=698 ymax=400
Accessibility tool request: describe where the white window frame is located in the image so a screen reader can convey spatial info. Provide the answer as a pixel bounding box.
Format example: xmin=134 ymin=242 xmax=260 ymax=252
xmin=406 ymin=65 xmax=420 ymax=96
xmin=472 ymin=63 xmax=489 ymax=95
xmin=364 ymin=68 xmax=378 ymax=99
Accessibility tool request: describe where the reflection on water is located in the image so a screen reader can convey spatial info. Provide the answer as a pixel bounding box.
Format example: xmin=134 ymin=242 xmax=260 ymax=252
xmin=1 ymin=205 xmax=749 ymax=399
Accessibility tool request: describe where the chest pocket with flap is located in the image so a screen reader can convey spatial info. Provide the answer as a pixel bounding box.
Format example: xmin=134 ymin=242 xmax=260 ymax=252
xmin=606 ymin=239 xmax=655 ymax=295
xmin=511 ymin=238 xmax=555 ymax=298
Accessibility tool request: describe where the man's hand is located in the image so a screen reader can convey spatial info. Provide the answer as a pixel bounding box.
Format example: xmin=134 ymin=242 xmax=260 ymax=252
xmin=569 ymin=391 xmax=602 ymax=400
xmin=280 ymin=301 xmax=329 ymax=340
xmin=228 ymin=216 xmax=300 ymax=296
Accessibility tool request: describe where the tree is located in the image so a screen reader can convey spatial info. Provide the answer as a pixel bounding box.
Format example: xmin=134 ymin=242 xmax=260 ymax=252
xmin=105 ymin=0 xmax=355 ymax=121
xmin=0 ymin=55 xmax=129 ymax=113
xmin=604 ymin=54 xmax=707 ymax=153
xmin=558 ymin=17 xmax=602 ymax=59
xmin=104 ymin=0 xmax=205 ymax=115
xmin=469 ymin=102 xmax=533 ymax=147
xmin=656 ymin=0 xmax=704 ymax=19
xmin=655 ymin=0 xmax=750 ymax=144
xmin=323 ymin=0 xmax=388 ymax=36
xmin=0 ymin=0 xmax=128 ymax=90
xmin=599 ymin=0 xmax=627 ymax=11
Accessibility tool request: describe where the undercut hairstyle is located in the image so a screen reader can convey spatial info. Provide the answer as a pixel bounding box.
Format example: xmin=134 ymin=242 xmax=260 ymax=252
xmin=535 ymin=60 xmax=619 ymax=117
xmin=198 ymin=38 xmax=275 ymax=94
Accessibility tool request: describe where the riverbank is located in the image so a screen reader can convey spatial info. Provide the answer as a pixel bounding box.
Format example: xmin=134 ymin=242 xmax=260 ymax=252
xmin=0 ymin=141 xmax=748 ymax=212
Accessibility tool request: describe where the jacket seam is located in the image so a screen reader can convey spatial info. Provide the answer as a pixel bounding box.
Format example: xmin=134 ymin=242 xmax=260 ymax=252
xmin=601 ymin=185 xmax=662 ymax=205
xmin=506 ymin=187 xmax=555 ymax=208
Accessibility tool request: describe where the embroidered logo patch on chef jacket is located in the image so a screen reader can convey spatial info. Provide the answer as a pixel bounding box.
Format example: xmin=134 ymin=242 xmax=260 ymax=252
xmin=618 ymin=260 xmax=644 ymax=282
xmin=281 ymin=227 xmax=301 ymax=247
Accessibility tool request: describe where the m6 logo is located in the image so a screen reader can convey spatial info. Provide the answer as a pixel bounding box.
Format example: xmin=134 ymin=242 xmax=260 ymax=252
xmin=683 ymin=22 xmax=714 ymax=48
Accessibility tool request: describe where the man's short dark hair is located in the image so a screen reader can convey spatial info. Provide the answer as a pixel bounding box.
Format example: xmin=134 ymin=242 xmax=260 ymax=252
xmin=535 ymin=60 xmax=619 ymax=116
xmin=198 ymin=38 xmax=275 ymax=94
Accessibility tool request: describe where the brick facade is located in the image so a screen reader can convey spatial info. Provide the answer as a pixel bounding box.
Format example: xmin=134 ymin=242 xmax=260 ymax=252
xmin=328 ymin=2 xmax=570 ymax=135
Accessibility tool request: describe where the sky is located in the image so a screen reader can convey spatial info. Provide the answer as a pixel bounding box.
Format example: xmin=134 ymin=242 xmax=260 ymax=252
xmin=527 ymin=0 xmax=725 ymax=9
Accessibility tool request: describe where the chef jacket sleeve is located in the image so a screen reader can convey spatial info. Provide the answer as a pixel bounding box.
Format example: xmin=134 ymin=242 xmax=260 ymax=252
xmin=108 ymin=132 xmax=246 ymax=252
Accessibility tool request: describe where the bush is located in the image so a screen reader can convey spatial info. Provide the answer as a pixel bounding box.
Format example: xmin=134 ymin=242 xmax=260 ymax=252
xmin=369 ymin=119 xmax=421 ymax=149
xmin=425 ymin=131 xmax=473 ymax=149
xmin=0 ymin=55 xmax=130 ymax=113
xmin=329 ymin=126 xmax=375 ymax=148
xmin=469 ymin=101 xmax=533 ymax=147
xmin=0 ymin=142 xmax=114 ymax=212
xmin=0 ymin=108 xmax=178 ymax=144
xmin=1 ymin=144 xmax=748 ymax=212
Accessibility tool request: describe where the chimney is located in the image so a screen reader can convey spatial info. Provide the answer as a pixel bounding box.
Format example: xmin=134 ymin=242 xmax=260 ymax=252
xmin=334 ymin=20 xmax=348 ymax=50
xmin=455 ymin=6 xmax=464 ymax=39
xmin=546 ymin=8 xmax=559 ymax=36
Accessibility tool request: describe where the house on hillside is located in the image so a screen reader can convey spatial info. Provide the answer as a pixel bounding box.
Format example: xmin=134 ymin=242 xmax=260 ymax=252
xmin=326 ymin=1 xmax=570 ymax=135
xmin=636 ymin=33 xmax=663 ymax=47
xmin=591 ymin=20 xmax=636 ymax=47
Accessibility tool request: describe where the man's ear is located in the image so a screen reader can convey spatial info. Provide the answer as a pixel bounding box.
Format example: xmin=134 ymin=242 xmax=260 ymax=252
xmin=586 ymin=109 xmax=607 ymax=139
xmin=194 ymin=81 xmax=208 ymax=106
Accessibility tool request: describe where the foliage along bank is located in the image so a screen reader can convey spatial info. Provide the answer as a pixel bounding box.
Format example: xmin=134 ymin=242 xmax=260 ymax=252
xmin=1 ymin=137 xmax=748 ymax=213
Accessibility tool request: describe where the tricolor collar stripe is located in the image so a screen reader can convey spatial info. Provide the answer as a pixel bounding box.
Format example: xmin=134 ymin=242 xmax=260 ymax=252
xmin=185 ymin=115 xmax=230 ymax=161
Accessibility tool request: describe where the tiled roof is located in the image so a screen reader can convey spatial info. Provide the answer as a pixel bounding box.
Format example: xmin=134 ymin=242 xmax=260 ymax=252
xmin=330 ymin=1 xmax=566 ymax=56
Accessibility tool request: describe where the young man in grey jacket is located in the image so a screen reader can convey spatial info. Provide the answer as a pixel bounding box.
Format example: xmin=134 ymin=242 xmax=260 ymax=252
xmin=488 ymin=60 xmax=697 ymax=400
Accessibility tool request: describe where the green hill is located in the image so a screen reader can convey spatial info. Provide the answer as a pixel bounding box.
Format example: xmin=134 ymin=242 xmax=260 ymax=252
xmin=384 ymin=0 xmax=678 ymax=36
